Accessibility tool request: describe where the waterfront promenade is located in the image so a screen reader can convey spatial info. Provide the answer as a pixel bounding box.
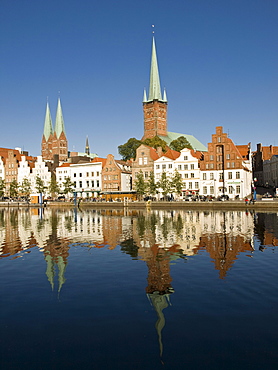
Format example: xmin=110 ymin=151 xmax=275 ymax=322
xmin=1 ymin=198 xmax=278 ymax=210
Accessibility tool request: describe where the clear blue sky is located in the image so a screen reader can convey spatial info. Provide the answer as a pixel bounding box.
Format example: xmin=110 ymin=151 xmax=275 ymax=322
xmin=1 ymin=0 xmax=277 ymax=158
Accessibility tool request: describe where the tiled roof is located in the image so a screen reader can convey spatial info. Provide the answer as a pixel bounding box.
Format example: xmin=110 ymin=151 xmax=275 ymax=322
xmin=163 ymin=148 xmax=180 ymax=160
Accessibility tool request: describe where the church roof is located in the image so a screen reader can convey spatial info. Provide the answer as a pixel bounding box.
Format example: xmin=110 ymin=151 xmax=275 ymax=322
xmin=158 ymin=132 xmax=207 ymax=152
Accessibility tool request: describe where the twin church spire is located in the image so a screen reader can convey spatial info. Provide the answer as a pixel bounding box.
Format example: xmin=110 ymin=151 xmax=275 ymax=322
xmin=42 ymin=98 xmax=68 ymax=161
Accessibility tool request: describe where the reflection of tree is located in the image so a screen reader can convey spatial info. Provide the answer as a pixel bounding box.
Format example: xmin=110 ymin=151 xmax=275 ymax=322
xmin=10 ymin=210 xmax=18 ymax=228
xmin=172 ymin=213 xmax=183 ymax=238
xmin=64 ymin=216 xmax=73 ymax=233
xmin=120 ymin=238 xmax=139 ymax=258
xmin=0 ymin=209 xmax=4 ymax=228
xmin=137 ymin=214 xmax=146 ymax=238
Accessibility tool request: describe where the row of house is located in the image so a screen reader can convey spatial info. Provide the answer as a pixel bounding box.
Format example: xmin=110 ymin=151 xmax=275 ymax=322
xmin=1 ymin=126 xmax=277 ymax=200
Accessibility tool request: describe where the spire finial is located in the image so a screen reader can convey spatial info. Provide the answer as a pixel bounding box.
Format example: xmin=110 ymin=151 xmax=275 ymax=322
xmin=152 ymin=24 xmax=155 ymax=34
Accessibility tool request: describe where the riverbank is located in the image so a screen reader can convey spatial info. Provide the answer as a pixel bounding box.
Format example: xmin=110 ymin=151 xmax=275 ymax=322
xmin=1 ymin=199 xmax=278 ymax=210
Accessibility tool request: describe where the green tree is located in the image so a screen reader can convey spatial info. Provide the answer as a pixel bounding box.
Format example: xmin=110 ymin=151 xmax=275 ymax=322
xmin=35 ymin=175 xmax=47 ymax=194
xmin=169 ymin=136 xmax=192 ymax=151
xmin=146 ymin=171 xmax=157 ymax=197
xmin=171 ymin=169 xmax=183 ymax=197
xmin=157 ymin=171 xmax=171 ymax=200
xmin=118 ymin=138 xmax=142 ymax=161
xmin=20 ymin=177 xmax=31 ymax=198
xmin=143 ymin=136 xmax=168 ymax=152
xmin=134 ymin=170 xmax=146 ymax=200
xmin=62 ymin=177 xmax=75 ymax=196
xmin=0 ymin=179 xmax=5 ymax=197
xmin=48 ymin=177 xmax=60 ymax=198
xmin=9 ymin=179 xmax=19 ymax=198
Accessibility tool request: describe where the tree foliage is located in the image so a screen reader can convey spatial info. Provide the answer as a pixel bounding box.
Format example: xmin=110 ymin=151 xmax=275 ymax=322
xmin=143 ymin=136 xmax=168 ymax=152
xmin=146 ymin=171 xmax=157 ymax=197
xmin=0 ymin=179 xmax=5 ymax=197
xmin=62 ymin=177 xmax=75 ymax=195
xmin=48 ymin=177 xmax=60 ymax=198
xmin=133 ymin=170 xmax=146 ymax=199
xmin=118 ymin=138 xmax=142 ymax=161
xmin=171 ymin=169 xmax=183 ymax=195
xmin=20 ymin=177 xmax=31 ymax=197
xmin=9 ymin=179 xmax=19 ymax=197
xmin=35 ymin=175 xmax=47 ymax=194
xmin=157 ymin=171 xmax=171 ymax=200
xmin=169 ymin=136 xmax=192 ymax=151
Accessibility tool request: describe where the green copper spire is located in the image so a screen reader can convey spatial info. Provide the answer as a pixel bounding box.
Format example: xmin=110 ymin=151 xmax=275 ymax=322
xmin=148 ymin=37 xmax=162 ymax=101
xmin=43 ymin=101 xmax=53 ymax=141
xmin=54 ymin=98 xmax=66 ymax=138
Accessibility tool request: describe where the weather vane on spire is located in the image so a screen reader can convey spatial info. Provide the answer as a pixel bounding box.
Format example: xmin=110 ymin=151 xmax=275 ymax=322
xmin=152 ymin=24 xmax=155 ymax=34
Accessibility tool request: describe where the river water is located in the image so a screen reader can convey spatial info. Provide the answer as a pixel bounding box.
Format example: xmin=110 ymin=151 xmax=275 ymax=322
xmin=0 ymin=207 xmax=277 ymax=369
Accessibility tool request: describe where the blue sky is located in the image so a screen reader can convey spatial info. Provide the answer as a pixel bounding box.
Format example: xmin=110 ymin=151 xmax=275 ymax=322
xmin=0 ymin=0 xmax=277 ymax=158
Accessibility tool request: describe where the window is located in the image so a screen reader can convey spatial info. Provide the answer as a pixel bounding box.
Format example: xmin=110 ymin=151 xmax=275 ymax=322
xmin=86 ymin=172 xmax=89 ymax=177
xmin=206 ymin=164 xmax=209 ymax=169
xmin=219 ymin=173 xmax=223 ymax=180
xmin=145 ymin=172 xmax=148 ymax=179
xmin=227 ymin=162 xmax=230 ymax=168
xmin=210 ymin=155 xmax=214 ymax=160
xmin=86 ymin=181 xmax=89 ymax=187
xmin=156 ymin=165 xmax=160 ymax=169
xmin=210 ymin=163 xmax=214 ymax=169
xmin=162 ymin=164 xmax=166 ymax=169
xmin=184 ymin=173 xmax=188 ymax=178
xmin=189 ymin=182 xmax=192 ymax=189
xmin=210 ymin=173 xmax=214 ymax=180
xmin=74 ymin=173 xmax=76 ymax=177
xmin=91 ymin=172 xmax=94 ymax=176
xmin=236 ymin=171 xmax=240 ymax=179
xmin=184 ymin=156 xmax=188 ymax=160
xmin=91 ymin=180 xmax=94 ymax=187
xmin=226 ymin=154 xmax=230 ymax=160
xmin=231 ymin=162 xmax=235 ymax=168
xmin=178 ymin=165 xmax=182 ymax=170
xmin=79 ymin=173 xmax=82 ymax=177
xmin=236 ymin=185 xmax=240 ymax=194
xmin=195 ymin=182 xmax=199 ymax=189
xmin=191 ymin=164 xmax=194 ymax=170
xmin=74 ymin=181 xmax=76 ymax=187
xmin=79 ymin=181 xmax=82 ymax=187
xmin=210 ymin=186 xmax=214 ymax=194
xmin=96 ymin=180 xmax=99 ymax=187
xmin=203 ymin=186 xmax=207 ymax=194
xmin=228 ymin=172 xmax=232 ymax=179
xmin=139 ymin=158 xmax=143 ymax=165
xmin=184 ymin=164 xmax=188 ymax=170
xmin=143 ymin=157 xmax=148 ymax=164
xmin=97 ymin=172 xmax=99 ymax=176
xmin=191 ymin=173 xmax=194 ymax=178
xmin=218 ymin=137 xmax=221 ymax=143
xmin=228 ymin=186 xmax=233 ymax=194
xmin=168 ymin=164 xmax=172 ymax=169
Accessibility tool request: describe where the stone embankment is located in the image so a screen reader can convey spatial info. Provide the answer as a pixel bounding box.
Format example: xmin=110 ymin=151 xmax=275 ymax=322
xmin=1 ymin=199 xmax=278 ymax=211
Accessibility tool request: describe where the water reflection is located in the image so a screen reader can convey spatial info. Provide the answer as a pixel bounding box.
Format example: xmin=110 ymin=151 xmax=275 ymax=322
xmin=1 ymin=207 xmax=278 ymax=360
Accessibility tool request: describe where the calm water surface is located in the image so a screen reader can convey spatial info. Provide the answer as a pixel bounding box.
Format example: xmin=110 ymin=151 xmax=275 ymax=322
xmin=0 ymin=207 xmax=278 ymax=369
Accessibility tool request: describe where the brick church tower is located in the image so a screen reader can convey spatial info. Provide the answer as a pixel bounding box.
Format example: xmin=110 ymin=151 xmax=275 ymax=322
xmin=41 ymin=98 xmax=68 ymax=161
xmin=142 ymin=37 xmax=168 ymax=140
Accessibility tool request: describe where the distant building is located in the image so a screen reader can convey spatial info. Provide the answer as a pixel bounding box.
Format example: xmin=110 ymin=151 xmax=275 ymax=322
xmin=41 ymin=98 xmax=68 ymax=162
xmin=252 ymin=143 xmax=278 ymax=186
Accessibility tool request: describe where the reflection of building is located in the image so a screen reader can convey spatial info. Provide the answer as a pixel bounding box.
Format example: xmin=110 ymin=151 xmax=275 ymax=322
xmin=197 ymin=211 xmax=254 ymax=279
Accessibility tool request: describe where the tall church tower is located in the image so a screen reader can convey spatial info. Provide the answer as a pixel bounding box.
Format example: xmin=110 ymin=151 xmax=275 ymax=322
xmin=41 ymin=98 xmax=68 ymax=161
xmin=142 ymin=37 xmax=168 ymax=140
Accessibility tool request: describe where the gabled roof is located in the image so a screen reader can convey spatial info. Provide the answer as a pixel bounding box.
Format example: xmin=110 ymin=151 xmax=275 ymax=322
xmin=91 ymin=157 xmax=107 ymax=167
xmin=158 ymin=132 xmax=207 ymax=152
xmin=163 ymin=148 xmax=180 ymax=160
xmin=236 ymin=145 xmax=250 ymax=159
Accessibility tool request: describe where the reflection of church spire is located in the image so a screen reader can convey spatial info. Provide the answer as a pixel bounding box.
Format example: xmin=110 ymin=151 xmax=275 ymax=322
xmin=147 ymin=291 xmax=174 ymax=357
xmin=44 ymin=252 xmax=67 ymax=293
